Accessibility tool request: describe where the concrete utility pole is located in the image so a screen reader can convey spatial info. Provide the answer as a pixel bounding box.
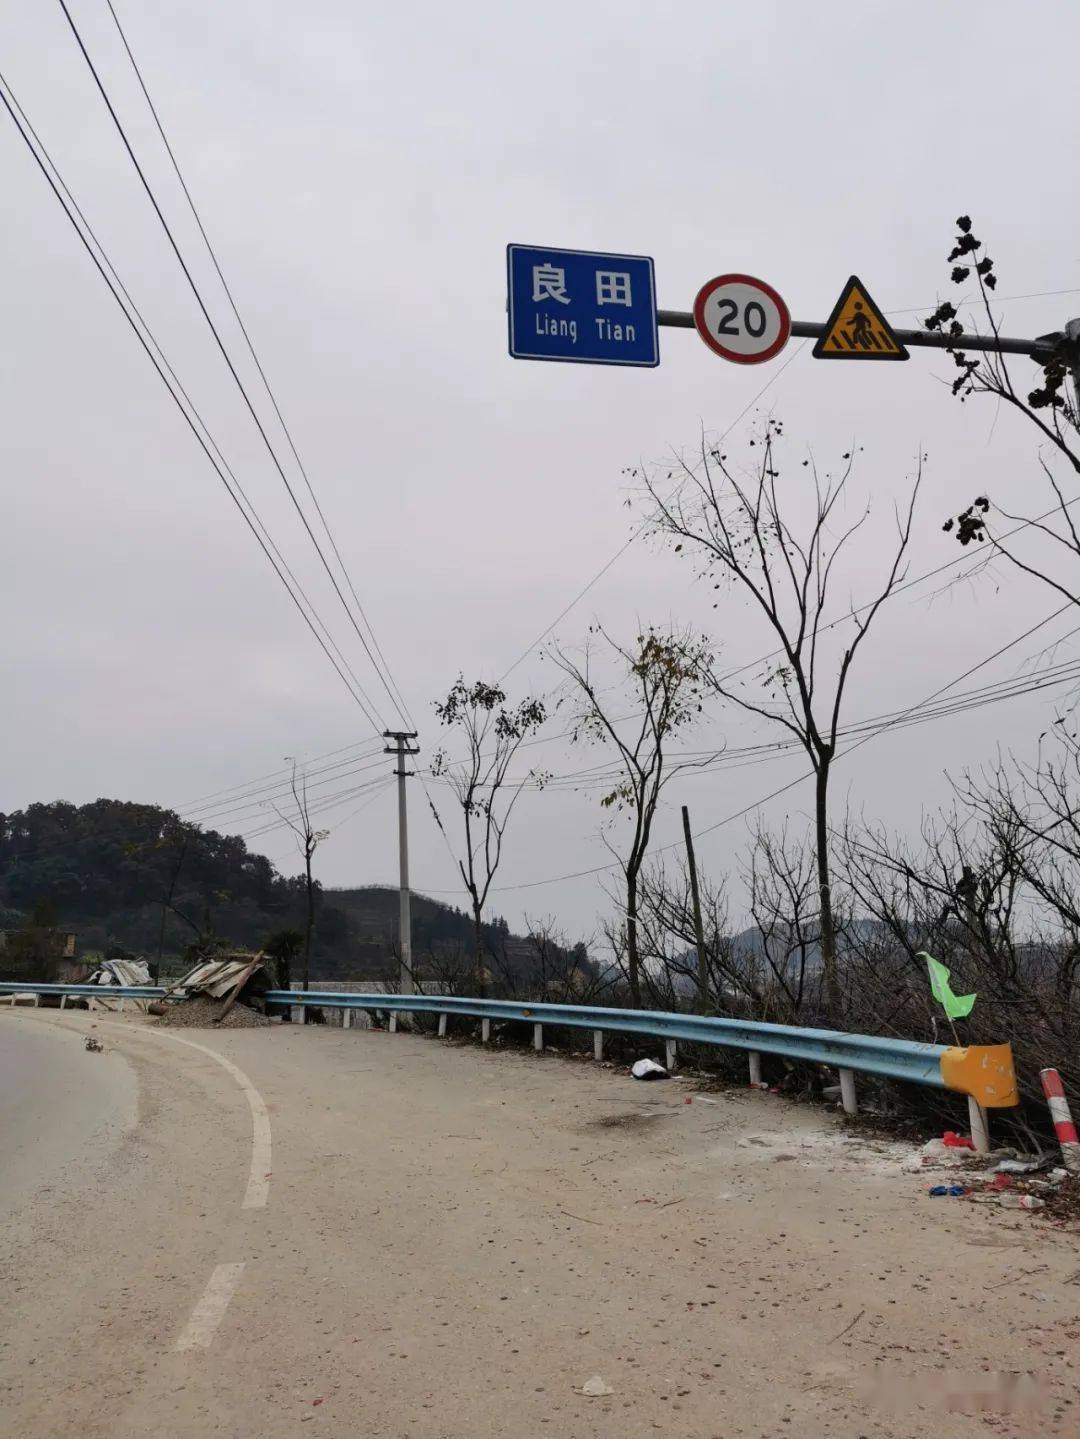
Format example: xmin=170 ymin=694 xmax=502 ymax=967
xmin=384 ymin=730 xmax=419 ymax=995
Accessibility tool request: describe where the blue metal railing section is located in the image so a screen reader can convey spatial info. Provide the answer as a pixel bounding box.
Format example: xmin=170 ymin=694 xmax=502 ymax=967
xmin=0 ymin=981 xmax=165 ymax=999
xmin=5 ymin=980 xmax=1019 ymax=1112
xmin=1 ymin=981 xmax=949 ymax=1089
xmin=262 ymin=990 xmax=949 ymax=1089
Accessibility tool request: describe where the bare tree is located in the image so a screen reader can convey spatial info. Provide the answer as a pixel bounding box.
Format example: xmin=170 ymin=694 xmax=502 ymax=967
xmin=957 ymin=735 xmax=1080 ymax=981
xmin=642 ymin=421 xmax=920 ymax=1024
xmin=637 ymin=857 xmax=743 ymax=1011
xmin=156 ymin=821 xmax=193 ymax=971
xmin=837 ymin=764 xmax=1080 ymax=1106
xmin=410 ymin=936 xmax=474 ymax=997
xmin=516 ymin=916 xmax=608 ymax=1004
xmin=552 ymin=625 xmax=716 ymax=1007
xmin=746 ymin=822 xmax=828 ymax=1023
xmin=430 ymin=678 xmax=546 ymax=994
xmin=130 ymin=817 xmax=196 ymax=969
xmin=932 ymin=217 xmax=1080 ymax=607
xmin=269 ymin=761 xmax=327 ymax=992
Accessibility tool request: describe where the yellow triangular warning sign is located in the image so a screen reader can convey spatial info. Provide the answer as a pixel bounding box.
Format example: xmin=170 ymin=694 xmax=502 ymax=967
xmin=812 ymin=276 xmax=909 ymax=360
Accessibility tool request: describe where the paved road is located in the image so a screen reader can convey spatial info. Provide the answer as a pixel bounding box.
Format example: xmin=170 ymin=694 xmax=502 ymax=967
xmin=1 ymin=1008 xmax=1077 ymax=1438
xmin=0 ymin=1015 xmax=136 ymax=1215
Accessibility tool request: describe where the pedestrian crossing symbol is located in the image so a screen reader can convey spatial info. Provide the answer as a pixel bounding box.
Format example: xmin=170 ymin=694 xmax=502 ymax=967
xmin=812 ymin=276 xmax=909 ymax=360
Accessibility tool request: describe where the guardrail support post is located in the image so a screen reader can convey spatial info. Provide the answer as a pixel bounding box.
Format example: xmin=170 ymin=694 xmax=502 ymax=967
xmin=533 ymin=1022 xmax=543 ymax=1052
xmin=290 ymin=982 xmax=305 ymax=1026
xmin=342 ymin=1008 xmax=352 ymax=1030
xmin=60 ymin=994 xmax=67 ymax=1010
xmin=593 ymin=1029 xmax=603 ymax=1062
xmin=749 ymin=1052 xmax=762 ymax=1086
xmin=839 ymin=1068 xmax=858 ymax=1116
xmin=967 ymin=1094 xmax=991 ymax=1154
xmin=438 ymin=1013 xmax=448 ymax=1038
xmin=389 ymin=1013 xmax=398 ymax=1033
xmin=481 ymin=1018 xmax=491 ymax=1043
xmin=665 ymin=1039 xmax=677 ymax=1071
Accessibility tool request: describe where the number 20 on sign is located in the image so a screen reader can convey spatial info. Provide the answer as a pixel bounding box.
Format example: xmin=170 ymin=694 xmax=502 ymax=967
xmin=693 ymin=273 xmax=791 ymax=365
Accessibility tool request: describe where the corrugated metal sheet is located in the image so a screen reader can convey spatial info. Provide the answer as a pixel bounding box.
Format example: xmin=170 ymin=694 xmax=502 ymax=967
xmin=86 ymin=958 xmax=153 ymax=1011
xmin=168 ymin=956 xmax=264 ymax=998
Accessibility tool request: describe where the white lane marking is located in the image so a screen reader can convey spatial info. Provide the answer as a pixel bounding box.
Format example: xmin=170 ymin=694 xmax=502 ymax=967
xmin=100 ymin=1023 xmax=272 ymax=1209
xmin=159 ymin=1034 xmax=272 ymax=1209
xmin=174 ymin=1263 xmax=246 ymax=1351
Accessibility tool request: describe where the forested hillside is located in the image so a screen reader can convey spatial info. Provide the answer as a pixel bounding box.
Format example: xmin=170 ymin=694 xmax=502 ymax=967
xmin=0 ymin=799 xmax=506 ymax=975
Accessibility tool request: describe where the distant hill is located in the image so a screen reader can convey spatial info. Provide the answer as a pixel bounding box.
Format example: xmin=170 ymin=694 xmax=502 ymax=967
xmin=327 ymin=886 xmax=480 ymax=947
xmin=0 ymin=800 xmax=519 ymax=981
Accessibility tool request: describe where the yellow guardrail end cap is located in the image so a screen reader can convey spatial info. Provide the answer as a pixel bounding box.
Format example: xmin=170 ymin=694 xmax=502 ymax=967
xmin=940 ymin=1043 xmax=1019 ymax=1108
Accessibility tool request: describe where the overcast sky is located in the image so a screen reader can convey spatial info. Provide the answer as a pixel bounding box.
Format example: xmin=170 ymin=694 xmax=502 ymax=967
xmin=4 ymin=0 xmax=1080 ymax=942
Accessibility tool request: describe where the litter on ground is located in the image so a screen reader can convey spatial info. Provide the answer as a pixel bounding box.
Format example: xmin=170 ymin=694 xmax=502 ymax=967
xmin=630 ymin=1058 xmax=669 ymax=1081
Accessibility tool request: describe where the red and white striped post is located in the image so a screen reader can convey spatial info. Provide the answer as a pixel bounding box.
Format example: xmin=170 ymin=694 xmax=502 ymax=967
xmin=1039 ymin=1068 xmax=1080 ymax=1175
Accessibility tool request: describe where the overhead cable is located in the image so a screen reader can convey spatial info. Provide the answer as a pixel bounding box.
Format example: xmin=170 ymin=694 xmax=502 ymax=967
xmin=102 ymin=0 xmax=414 ymax=731
xmin=0 ymin=71 xmax=384 ymax=731
xmin=58 ymin=0 xmax=398 ymax=731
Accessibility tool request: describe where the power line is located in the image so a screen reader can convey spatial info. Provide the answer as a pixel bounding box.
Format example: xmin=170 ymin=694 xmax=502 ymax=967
xmin=495 ymin=281 xmax=1080 ymax=688
xmin=102 ymin=0 xmax=415 ymax=732
xmin=241 ymin=773 xmax=395 ymax=843
xmin=57 ymin=0 xmax=398 ymax=732
xmin=264 ymin=778 xmax=395 ymax=862
xmin=497 ymin=340 xmax=810 ymax=683
xmin=417 ymin=600 xmax=1078 ymax=894
xmin=444 ymin=447 xmax=1080 ymax=788
xmin=661 ymin=602 xmax=1076 ymax=856
xmin=444 ymin=638 xmax=1080 ymax=792
xmin=177 ymin=737 xmax=385 ymax=811
xmin=423 ymin=658 xmax=1080 ymax=797
xmin=0 ymin=72 xmax=389 ymax=732
xmin=188 ymin=752 xmax=394 ymax=828
xmin=181 ymin=743 xmax=386 ymax=820
xmin=886 ymin=286 xmax=1080 ymax=317
xmin=422 ymin=485 xmax=1080 ymax=785
xmin=0 ymin=71 xmax=386 ymax=731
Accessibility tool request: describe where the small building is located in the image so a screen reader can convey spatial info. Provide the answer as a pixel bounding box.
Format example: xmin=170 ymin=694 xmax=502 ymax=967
xmin=0 ymin=928 xmax=77 ymax=983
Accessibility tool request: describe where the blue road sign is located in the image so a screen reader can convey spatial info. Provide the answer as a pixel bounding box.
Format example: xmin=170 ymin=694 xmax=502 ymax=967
xmin=507 ymin=244 xmax=659 ymax=367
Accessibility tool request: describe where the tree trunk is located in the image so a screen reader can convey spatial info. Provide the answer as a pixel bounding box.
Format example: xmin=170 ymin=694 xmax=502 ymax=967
xmin=158 ymin=838 xmax=187 ymax=976
xmin=156 ymin=903 xmax=168 ymax=977
xmin=303 ymin=844 xmax=314 ymax=992
xmin=626 ymin=868 xmax=642 ymax=1008
xmin=472 ymin=902 xmax=486 ymax=997
xmin=814 ymin=760 xmax=841 ymax=1026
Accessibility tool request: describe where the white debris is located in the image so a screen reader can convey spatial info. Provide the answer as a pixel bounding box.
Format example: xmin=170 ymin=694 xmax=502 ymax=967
xmin=85 ymin=958 xmax=153 ymax=1012
xmin=580 ymin=1376 xmax=614 ymax=1397
xmin=992 ymin=1153 xmax=1055 ymax=1175
xmin=630 ymin=1058 xmax=669 ymax=1081
xmin=904 ymin=1138 xmax=970 ymax=1172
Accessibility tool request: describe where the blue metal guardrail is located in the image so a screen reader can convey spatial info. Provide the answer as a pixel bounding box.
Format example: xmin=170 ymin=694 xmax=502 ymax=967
xmin=0 ymin=982 xmax=166 ymax=1000
xmin=262 ymin=990 xmax=949 ymax=1090
xmin=4 ymin=981 xmax=1016 ymax=1110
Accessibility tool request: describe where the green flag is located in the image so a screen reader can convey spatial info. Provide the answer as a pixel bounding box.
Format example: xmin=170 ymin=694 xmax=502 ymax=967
xmin=918 ymin=951 xmax=976 ymax=1020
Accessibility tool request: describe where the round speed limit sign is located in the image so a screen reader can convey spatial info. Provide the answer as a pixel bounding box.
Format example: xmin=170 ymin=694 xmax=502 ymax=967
xmin=693 ymin=273 xmax=791 ymax=364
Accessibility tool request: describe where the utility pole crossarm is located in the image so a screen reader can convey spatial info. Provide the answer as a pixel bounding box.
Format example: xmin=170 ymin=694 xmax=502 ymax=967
xmin=384 ymin=730 xmax=420 ymax=996
xmin=656 ymin=308 xmax=1065 ymax=361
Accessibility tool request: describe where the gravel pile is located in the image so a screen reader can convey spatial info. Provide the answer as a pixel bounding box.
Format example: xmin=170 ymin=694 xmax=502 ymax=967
xmin=155 ymin=996 xmax=271 ymax=1029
